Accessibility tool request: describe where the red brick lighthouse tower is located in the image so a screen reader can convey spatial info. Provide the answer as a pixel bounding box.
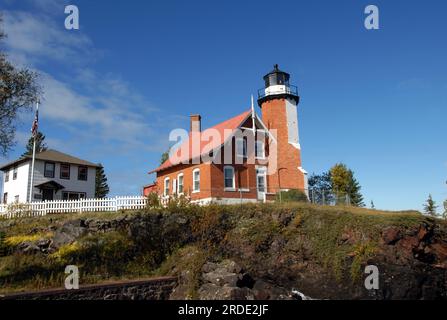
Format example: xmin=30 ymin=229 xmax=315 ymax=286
xmin=257 ymin=64 xmax=308 ymax=194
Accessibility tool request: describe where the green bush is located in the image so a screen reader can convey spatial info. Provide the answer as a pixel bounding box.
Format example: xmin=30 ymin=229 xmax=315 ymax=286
xmin=0 ymin=231 xmax=6 ymax=257
xmin=147 ymin=192 xmax=161 ymax=208
xmin=276 ymin=189 xmax=309 ymax=203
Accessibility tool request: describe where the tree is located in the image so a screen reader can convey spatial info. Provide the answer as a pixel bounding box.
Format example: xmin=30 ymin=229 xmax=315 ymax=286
xmin=160 ymin=149 xmax=170 ymax=165
xmin=95 ymin=164 xmax=109 ymax=198
xmin=370 ymin=200 xmax=375 ymax=209
xmin=308 ymin=171 xmax=333 ymax=204
xmin=0 ymin=16 xmax=41 ymax=156
xmin=330 ymin=163 xmax=364 ymax=207
xmin=21 ymin=131 xmax=47 ymax=157
xmin=423 ymin=194 xmax=437 ymax=216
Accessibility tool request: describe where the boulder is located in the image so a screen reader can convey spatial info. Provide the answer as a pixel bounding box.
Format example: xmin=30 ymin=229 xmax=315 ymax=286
xmin=52 ymin=219 xmax=88 ymax=248
xmin=198 ymin=284 xmax=253 ymax=300
xmin=382 ymin=227 xmax=402 ymax=245
xmin=18 ymin=241 xmax=40 ymax=254
xmin=252 ymin=280 xmax=292 ymax=300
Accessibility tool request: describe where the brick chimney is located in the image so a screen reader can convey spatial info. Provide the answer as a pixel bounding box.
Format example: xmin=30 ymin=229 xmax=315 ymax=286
xmin=190 ymin=114 xmax=201 ymax=133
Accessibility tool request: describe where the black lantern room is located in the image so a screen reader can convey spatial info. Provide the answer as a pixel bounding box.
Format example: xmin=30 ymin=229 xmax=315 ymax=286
xmin=263 ymin=64 xmax=290 ymax=87
xmin=257 ymin=64 xmax=299 ymax=106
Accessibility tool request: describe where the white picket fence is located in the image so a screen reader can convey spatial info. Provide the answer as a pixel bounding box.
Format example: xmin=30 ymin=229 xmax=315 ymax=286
xmin=0 ymin=196 xmax=148 ymax=219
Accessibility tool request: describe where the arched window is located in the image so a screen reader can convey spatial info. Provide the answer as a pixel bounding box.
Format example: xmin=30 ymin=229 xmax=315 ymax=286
xmin=192 ymin=168 xmax=200 ymax=193
xmin=172 ymin=178 xmax=177 ymax=194
xmin=164 ymin=177 xmax=170 ymax=196
xmin=177 ymin=173 xmax=184 ymax=194
xmin=224 ymin=166 xmax=235 ymax=190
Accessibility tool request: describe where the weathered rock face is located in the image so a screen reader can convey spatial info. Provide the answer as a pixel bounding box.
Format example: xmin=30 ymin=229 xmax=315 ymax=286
xmin=198 ymin=260 xmax=253 ymax=300
xmin=196 ymin=260 xmax=296 ymax=300
xmin=1 ymin=207 xmax=446 ymax=300
xmin=52 ymin=219 xmax=88 ymax=248
xmin=217 ymin=214 xmax=447 ymax=300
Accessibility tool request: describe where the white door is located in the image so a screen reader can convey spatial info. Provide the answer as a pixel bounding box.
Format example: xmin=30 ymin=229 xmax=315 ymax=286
xmin=256 ymin=167 xmax=267 ymax=202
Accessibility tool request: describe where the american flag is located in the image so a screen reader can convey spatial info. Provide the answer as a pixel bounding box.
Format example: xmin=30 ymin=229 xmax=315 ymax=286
xmin=31 ymin=105 xmax=39 ymax=137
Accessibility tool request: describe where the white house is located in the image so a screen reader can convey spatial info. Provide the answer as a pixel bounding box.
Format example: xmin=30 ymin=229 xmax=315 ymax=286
xmin=0 ymin=149 xmax=99 ymax=204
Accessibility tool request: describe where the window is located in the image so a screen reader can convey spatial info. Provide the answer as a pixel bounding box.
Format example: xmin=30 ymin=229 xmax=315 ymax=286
xmin=14 ymin=195 xmax=19 ymax=203
xmin=236 ymin=138 xmax=247 ymax=158
xmin=164 ymin=178 xmax=170 ymax=196
xmin=192 ymin=169 xmax=200 ymax=192
xmin=255 ymin=140 xmax=265 ymax=159
xmin=224 ymin=166 xmax=235 ymax=190
xmin=172 ymin=178 xmax=177 ymax=194
xmin=13 ymin=166 xmax=18 ymax=180
xmin=3 ymin=193 xmax=7 ymax=204
xmin=60 ymin=163 xmax=70 ymax=179
xmin=62 ymin=192 xmax=86 ymax=200
xmin=44 ymin=162 xmax=55 ymax=178
xmin=4 ymin=170 xmax=9 ymax=183
xmin=177 ymin=174 xmax=184 ymax=194
xmin=78 ymin=166 xmax=88 ymax=181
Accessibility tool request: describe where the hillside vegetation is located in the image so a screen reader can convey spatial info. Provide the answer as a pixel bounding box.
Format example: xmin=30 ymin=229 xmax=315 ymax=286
xmin=0 ymin=203 xmax=446 ymax=299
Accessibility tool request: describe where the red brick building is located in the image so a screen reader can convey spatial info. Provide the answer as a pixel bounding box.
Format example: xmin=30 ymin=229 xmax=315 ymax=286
xmin=145 ymin=65 xmax=308 ymax=204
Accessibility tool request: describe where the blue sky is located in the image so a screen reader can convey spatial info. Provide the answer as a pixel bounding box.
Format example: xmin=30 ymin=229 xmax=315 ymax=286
xmin=0 ymin=0 xmax=446 ymax=212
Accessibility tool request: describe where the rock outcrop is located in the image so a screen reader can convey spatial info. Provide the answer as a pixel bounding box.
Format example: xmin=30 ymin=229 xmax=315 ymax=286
xmin=1 ymin=205 xmax=446 ymax=300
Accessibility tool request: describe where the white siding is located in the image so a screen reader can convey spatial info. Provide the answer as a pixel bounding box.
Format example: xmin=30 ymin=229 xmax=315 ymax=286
xmin=1 ymin=160 xmax=96 ymax=203
xmin=285 ymin=98 xmax=300 ymax=150
xmin=2 ymin=162 xmax=30 ymax=204
xmin=30 ymin=160 xmax=96 ymax=200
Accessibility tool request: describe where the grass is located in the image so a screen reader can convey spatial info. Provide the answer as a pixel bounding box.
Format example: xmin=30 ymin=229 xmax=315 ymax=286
xmin=0 ymin=202 xmax=442 ymax=295
xmin=5 ymin=233 xmax=53 ymax=247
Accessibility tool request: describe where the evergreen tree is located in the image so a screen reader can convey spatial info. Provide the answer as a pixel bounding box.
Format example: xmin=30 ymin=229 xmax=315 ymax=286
xmin=330 ymin=163 xmax=364 ymax=207
xmin=95 ymin=164 xmax=109 ymax=198
xmin=423 ymin=194 xmax=437 ymax=216
xmin=308 ymin=171 xmax=332 ymax=191
xmin=160 ymin=149 xmax=170 ymax=165
xmin=308 ymin=171 xmax=333 ymax=204
xmin=22 ymin=131 xmax=47 ymax=157
xmin=370 ymin=200 xmax=375 ymax=209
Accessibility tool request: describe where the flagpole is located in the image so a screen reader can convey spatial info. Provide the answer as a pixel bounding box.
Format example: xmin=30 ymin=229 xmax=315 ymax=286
xmin=28 ymin=101 xmax=38 ymax=203
xmin=251 ymin=94 xmax=256 ymax=133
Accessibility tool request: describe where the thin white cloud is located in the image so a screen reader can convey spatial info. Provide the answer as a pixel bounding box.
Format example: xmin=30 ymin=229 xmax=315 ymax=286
xmin=1 ymin=4 xmax=186 ymax=195
xmin=3 ymin=10 xmax=94 ymax=66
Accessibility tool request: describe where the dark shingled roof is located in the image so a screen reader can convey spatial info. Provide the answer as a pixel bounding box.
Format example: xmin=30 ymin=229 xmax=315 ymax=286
xmin=0 ymin=149 xmax=100 ymax=171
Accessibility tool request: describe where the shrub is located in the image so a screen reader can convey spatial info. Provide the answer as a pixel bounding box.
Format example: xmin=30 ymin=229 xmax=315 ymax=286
xmin=0 ymin=231 xmax=6 ymax=257
xmin=147 ymin=192 xmax=161 ymax=208
xmin=166 ymin=194 xmax=193 ymax=211
xmin=276 ymin=189 xmax=309 ymax=203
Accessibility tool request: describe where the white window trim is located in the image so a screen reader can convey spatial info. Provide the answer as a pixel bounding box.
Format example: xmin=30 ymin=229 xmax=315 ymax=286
xmin=223 ymin=165 xmax=236 ymax=191
xmin=256 ymin=166 xmax=268 ymax=193
xmin=192 ymin=168 xmax=200 ymax=193
xmin=172 ymin=178 xmax=177 ymax=195
xmin=164 ymin=177 xmax=170 ymax=196
xmin=255 ymin=140 xmax=265 ymax=159
xmin=177 ymin=173 xmax=184 ymax=195
xmin=236 ymin=137 xmax=247 ymax=158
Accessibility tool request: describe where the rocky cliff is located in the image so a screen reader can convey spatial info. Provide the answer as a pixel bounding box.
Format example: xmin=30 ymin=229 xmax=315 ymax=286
xmin=0 ymin=203 xmax=446 ymax=299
